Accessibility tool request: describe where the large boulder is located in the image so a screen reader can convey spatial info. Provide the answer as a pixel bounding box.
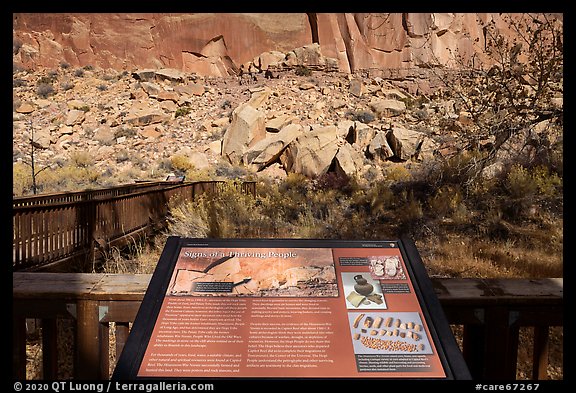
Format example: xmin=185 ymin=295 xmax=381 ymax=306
xmin=368 ymin=131 xmax=394 ymax=160
xmin=65 ymin=109 xmax=86 ymax=126
xmin=386 ymin=125 xmax=429 ymax=161
xmin=334 ymin=143 xmax=364 ymax=178
xmin=353 ymin=122 xmax=377 ymax=152
xmin=243 ymin=124 xmax=304 ymax=170
xmin=369 ymin=98 xmax=406 ymax=117
xmin=281 ymin=125 xmax=342 ymax=178
xmin=221 ymin=103 xmax=267 ymax=165
xmin=125 ymin=110 xmax=169 ymax=126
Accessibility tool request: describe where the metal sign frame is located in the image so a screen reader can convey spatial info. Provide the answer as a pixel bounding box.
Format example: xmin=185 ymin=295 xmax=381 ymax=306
xmin=113 ymin=236 xmax=471 ymax=381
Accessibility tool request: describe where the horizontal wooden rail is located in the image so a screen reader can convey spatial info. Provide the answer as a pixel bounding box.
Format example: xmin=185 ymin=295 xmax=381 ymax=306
xmin=13 ymin=181 xmax=169 ymax=207
xmin=13 ymin=181 xmax=256 ymax=271
xmin=12 ymin=274 xmax=562 ymax=380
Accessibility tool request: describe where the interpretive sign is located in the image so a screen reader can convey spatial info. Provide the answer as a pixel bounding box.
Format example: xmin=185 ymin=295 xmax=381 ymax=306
xmin=113 ymin=237 xmax=470 ymax=380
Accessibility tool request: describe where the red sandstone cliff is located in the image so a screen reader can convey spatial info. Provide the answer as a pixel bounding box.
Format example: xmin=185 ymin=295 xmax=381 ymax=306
xmin=12 ymin=13 xmax=562 ymax=75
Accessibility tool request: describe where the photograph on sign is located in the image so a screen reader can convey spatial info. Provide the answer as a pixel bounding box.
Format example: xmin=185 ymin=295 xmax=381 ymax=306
xmin=342 ymin=272 xmax=387 ymax=309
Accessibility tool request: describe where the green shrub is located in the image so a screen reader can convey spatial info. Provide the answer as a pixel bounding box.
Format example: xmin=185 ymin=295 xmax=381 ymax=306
xmin=504 ymin=164 xmax=562 ymax=215
xmin=175 ymin=106 xmax=191 ymax=118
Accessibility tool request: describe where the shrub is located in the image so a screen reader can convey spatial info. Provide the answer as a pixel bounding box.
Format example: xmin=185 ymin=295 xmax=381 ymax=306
xmin=428 ymin=185 xmax=463 ymax=217
xmin=175 ymin=106 xmax=191 ymax=118
xmin=505 ymin=164 xmax=562 ymax=201
xmin=113 ymin=127 xmax=137 ymax=139
xmin=36 ymin=83 xmax=55 ymax=98
xmin=60 ymin=62 xmax=70 ymax=69
xmin=116 ymin=150 xmax=129 ymax=163
xmin=37 ymin=75 xmax=55 ymax=85
xmin=169 ymin=155 xmax=194 ymax=174
xmin=13 ymin=162 xmax=32 ymax=196
xmin=97 ymin=84 xmax=108 ymax=91
xmin=349 ymin=110 xmax=375 ymax=124
xmin=383 ymin=165 xmax=412 ymax=183
xmin=213 ymin=161 xmax=249 ymax=180
xmin=294 ymin=65 xmax=312 ymax=77
xmin=70 ymin=151 xmax=94 ymax=168
xmin=74 ymin=68 xmax=85 ymax=77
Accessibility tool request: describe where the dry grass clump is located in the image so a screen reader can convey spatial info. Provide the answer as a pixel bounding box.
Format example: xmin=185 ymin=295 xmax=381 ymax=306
xmin=151 ymin=155 xmax=562 ymax=281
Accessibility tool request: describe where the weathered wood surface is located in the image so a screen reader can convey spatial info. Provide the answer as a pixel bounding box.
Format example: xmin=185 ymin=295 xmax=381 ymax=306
xmin=13 ymin=273 xmax=563 ymax=303
xmin=12 ymin=274 xmax=563 ymax=380
xmin=433 ymin=278 xmax=563 ymax=304
xmin=12 ymin=273 xmax=150 ymax=300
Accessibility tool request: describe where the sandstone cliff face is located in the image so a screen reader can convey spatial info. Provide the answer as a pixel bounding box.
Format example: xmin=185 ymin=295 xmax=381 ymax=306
xmin=13 ymin=13 xmax=553 ymax=75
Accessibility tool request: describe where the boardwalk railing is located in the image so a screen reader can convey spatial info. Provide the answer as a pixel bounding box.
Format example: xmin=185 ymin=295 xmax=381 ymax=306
xmin=12 ymin=274 xmax=562 ymax=381
xmin=13 ymin=181 xmax=256 ymax=272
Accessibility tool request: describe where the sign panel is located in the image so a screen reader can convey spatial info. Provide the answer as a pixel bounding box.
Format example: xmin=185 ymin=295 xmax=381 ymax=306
xmin=114 ymin=237 xmax=470 ymax=380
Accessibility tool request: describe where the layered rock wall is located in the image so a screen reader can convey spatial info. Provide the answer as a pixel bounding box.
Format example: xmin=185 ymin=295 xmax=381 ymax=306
xmin=14 ymin=13 xmax=554 ymax=75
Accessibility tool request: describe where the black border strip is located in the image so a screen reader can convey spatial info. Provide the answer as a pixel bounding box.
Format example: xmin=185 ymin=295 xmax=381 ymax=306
xmin=112 ymin=236 xmax=183 ymax=379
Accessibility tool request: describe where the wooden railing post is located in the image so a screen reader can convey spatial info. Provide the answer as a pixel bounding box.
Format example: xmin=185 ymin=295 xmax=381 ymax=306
xmin=13 ymin=317 xmax=26 ymax=379
xmin=532 ymin=326 xmax=550 ymax=380
xmin=84 ymin=200 xmax=97 ymax=272
xmin=115 ymin=322 xmax=131 ymax=364
xmin=75 ymin=300 xmax=100 ymax=379
xmin=99 ymin=322 xmax=110 ymax=379
xmin=482 ymin=307 xmax=521 ymax=380
xmin=462 ymin=324 xmax=486 ymax=379
xmin=41 ymin=318 xmax=58 ymax=379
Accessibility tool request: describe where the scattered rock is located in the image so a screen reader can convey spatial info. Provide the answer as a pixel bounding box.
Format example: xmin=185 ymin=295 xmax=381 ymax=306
xmin=65 ymin=110 xmax=85 ymax=126
xmin=369 ymin=98 xmax=406 ymax=117
xmin=15 ymin=102 xmax=35 ymax=114
xmin=349 ymin=78 xmax=364 ymax=97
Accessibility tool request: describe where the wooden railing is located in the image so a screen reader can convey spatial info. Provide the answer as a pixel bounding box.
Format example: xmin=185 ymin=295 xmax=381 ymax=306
xmin=12 ymin=181 xmax=257 ymax=272
xmin=12 ymin=274 xmax=562 ymax=381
